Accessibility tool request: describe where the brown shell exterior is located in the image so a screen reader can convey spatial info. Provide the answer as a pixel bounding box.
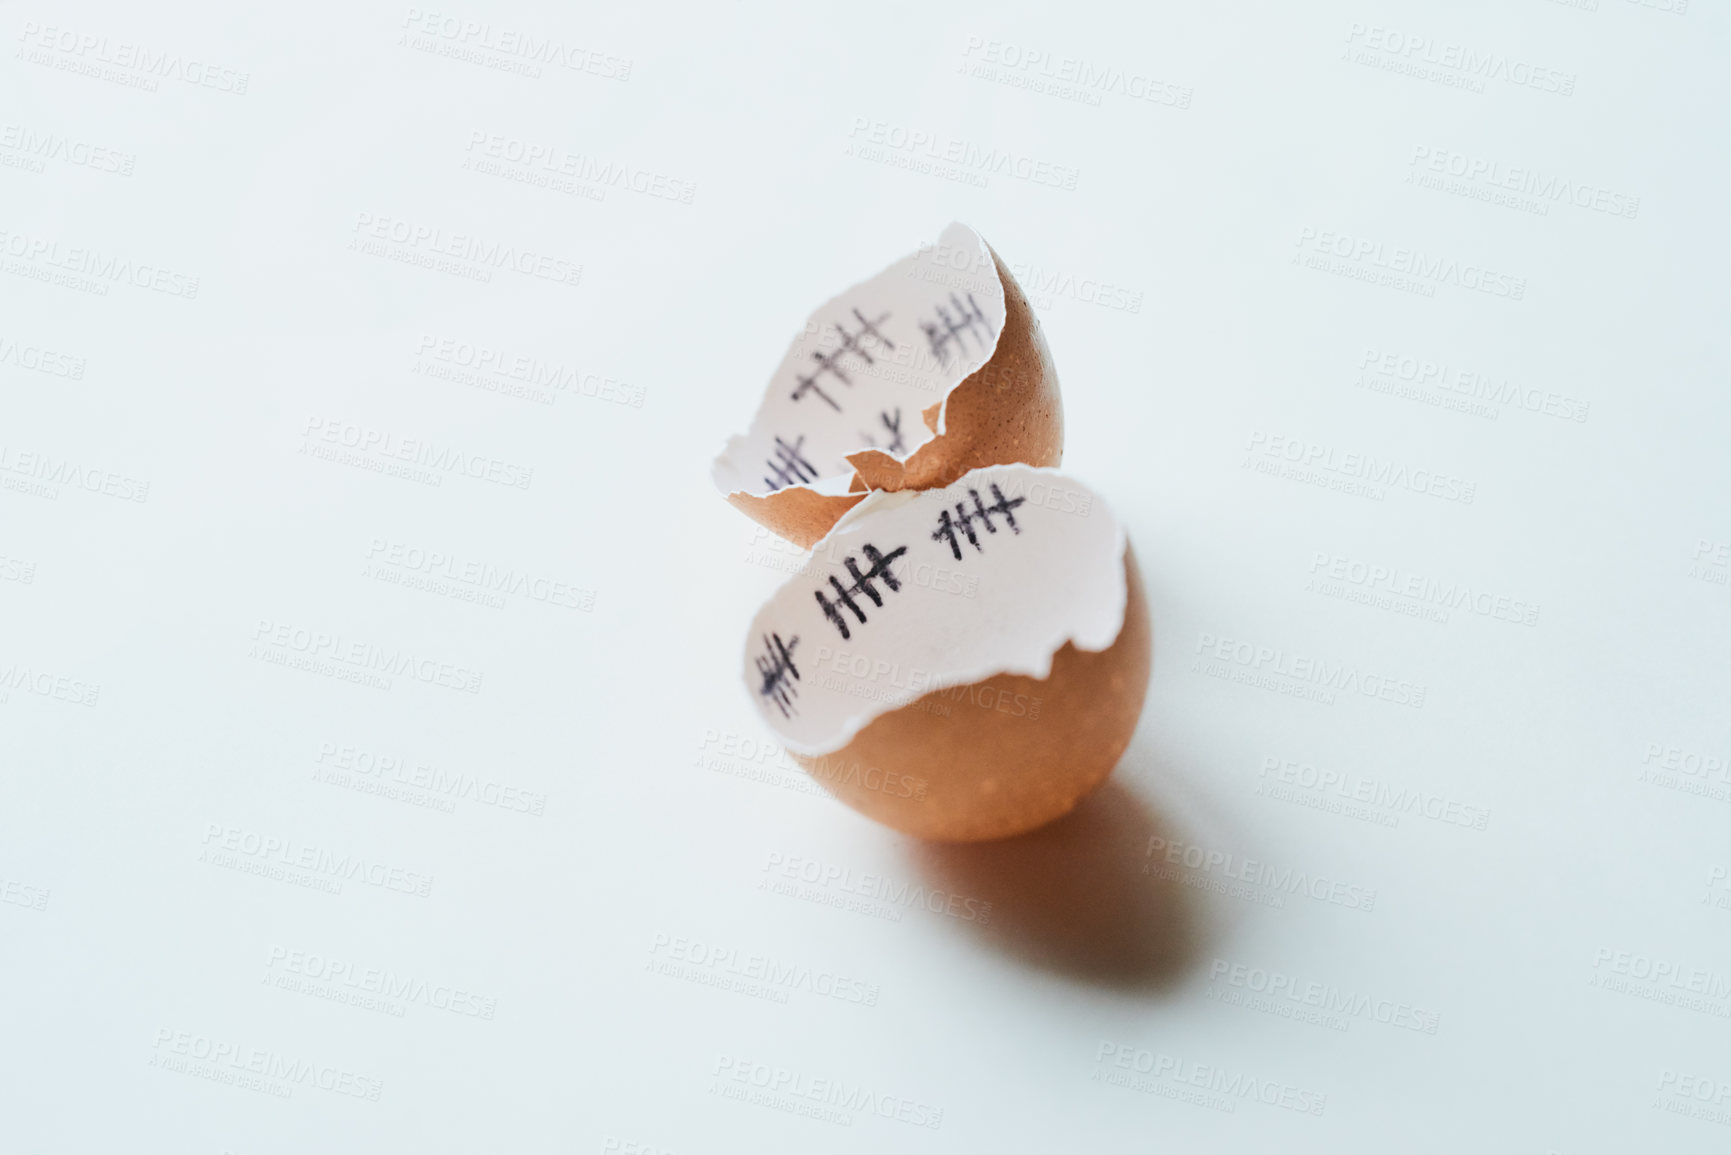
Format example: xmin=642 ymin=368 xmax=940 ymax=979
xmin=724 ymin=488 xmax=865 ymax=551
xmin=726 ymin=245 xmax=1063 ymax=549
xmin=793 ymin=547 xmax=1151 ymax=842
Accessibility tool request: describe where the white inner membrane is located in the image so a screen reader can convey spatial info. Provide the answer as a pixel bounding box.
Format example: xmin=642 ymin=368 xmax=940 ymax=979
xmin=712 ymin=222 xmax=1007 ymax=499
xmin=743 ymin=465 xmax=1128 ymax=755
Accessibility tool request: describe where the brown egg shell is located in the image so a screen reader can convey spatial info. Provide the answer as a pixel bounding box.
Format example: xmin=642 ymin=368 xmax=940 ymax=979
xmin=792 ymin=546 xmax=1152 ymax=843
xmin=726 ymin=245 xmax=1064 ymax=550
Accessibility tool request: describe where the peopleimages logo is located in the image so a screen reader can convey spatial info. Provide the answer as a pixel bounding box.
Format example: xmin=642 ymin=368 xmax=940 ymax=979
xmin=0 ymin=660 xmax=101 ymax=707
xmin=1193 ymin=629 xmax=1427 ymax=710
xmin=956 ymin=36 xmax=1193 ymax=109
xmin=1407 ymin=146 xmax=1639 ymax=219
xmin=1093 ymin=1042 xmax=1328 ymax=1116
xmin=1145 ymin=836 xmax=1377 ymax=911
xmin=1589 ymin=947 xmax=1731 ymax=1018
xmin=1658 ymin=1070 xmax=1731 ymax=1108
xmin=202 ymin=824 xmax=436 ymax=897
xmin=648 ymin=933 xmax=881 ymax=1007
xmin=846 ymin=118 xmax=1081 ymax=190
xmin=0 ymin=124 xmax=134 ymax=175
xmin=0 ymin=877 xmax=51 ymax=911
xmin=1294 ymin=228 xmax=1526 ymax=300
xmin=399 ymin=8 xmax=632 ymax=80
xmin=698 ymin=728 xmax=929 ymax=803
xmin=1343 ymin=24 xmax=1576 ymax=96
xmin=314 ymin=741 xmax=548 ymax=814
xmin=1246 ymin=431 xmax=1476 ymax=505
xmin=711 ymin=1056 xmax=943 ymax=1129
xmin=150 ymin=1029 xmax=381 ymax=1100
xmin=349 ymin=213 xmax=582 ymax=287
xmin=365 ymin=538 xmax=590 ymax=611
xmin=0 ymin=334 xmax=86 ymax=379
xmin=0 ymin=226 xmax=200 ymax=297
xmin=301 ymin=417 xmax=533 ymax=490
xmin=414 ymin=335 xmax=645 ymax=407
xmin=1007 ymin=261 xmax=1144 ymax=313
xmin=1307 ymin=551 xmax=1539 ymax=627
xmin=265 ymin=946 xmax=497 ymax=1019
xmin=810 ymin=644 xmax=1037 ymax=715
xmin=16 ymin=23 xmax=251 ymax=93
xmin=760 ymin=852 xmax=991 ymax=923
xmin=250 ymin=619 xmax=484 ymax=694
xmin=463 ymin=132 xmax=694 ymax=204
xmin=1258 ymin=755 xmax=1491 ymax=831
xmin=0 ymin=445 xmax=149 ymax=502
xmin=1357 ymin=347 xmax=1589 ymax=422
xmin=1207 ymin=958 xmax=1442 ymax=1034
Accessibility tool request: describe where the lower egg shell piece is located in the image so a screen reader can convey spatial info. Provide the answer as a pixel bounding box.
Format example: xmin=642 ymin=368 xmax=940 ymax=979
xmin=793 ymin=546 xmax=1151 ymax=842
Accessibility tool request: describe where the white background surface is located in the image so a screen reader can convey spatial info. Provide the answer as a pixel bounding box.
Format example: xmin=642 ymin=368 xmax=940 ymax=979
xmin=3 ymin=1 xmax=1728 ymax=1151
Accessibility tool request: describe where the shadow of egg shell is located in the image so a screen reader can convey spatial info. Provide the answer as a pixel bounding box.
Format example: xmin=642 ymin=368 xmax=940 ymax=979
xmin=793 ymin=547 xmax=1151 ymax=843
xmin=725 ymin=245 xmax=1064 ymax=550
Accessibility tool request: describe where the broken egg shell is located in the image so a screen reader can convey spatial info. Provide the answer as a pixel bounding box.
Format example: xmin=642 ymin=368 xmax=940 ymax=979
xmin=843 ymin=245 xmax=1063 ymax=496
xmin=793 ymin=546 xmax=1151 ymax=842
xmin=724 ymin=487 xmax=866 ymax=552
xmin=727 ymin=246 xmax=1063 ymax=549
